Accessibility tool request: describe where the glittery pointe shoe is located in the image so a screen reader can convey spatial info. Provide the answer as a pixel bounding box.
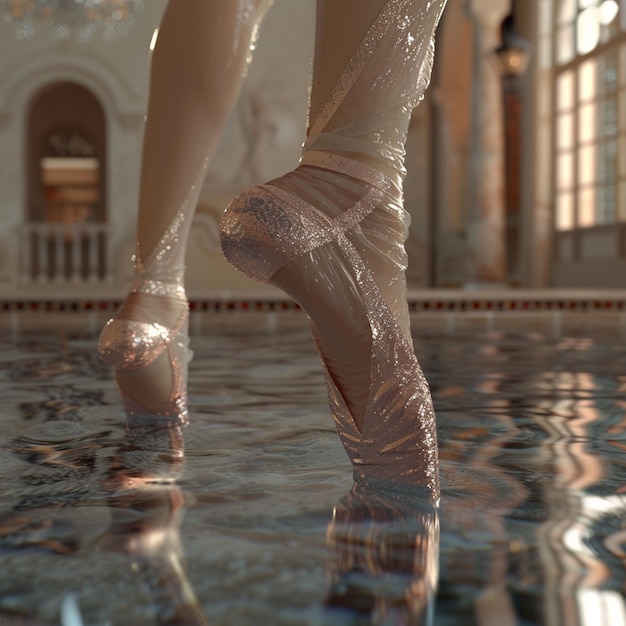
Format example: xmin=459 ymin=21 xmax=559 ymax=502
xmin=220 ymin=0 xmax=445 ymax=495
xmin=221 ymin=157 xmax=439 ymax=493
xmin=98 ymin=197 xmax=194 ymax=420
xmin=98 ymin=287 xmax=189 ymax=371
xmin=98 ymin=286 xmax=191 ymax=422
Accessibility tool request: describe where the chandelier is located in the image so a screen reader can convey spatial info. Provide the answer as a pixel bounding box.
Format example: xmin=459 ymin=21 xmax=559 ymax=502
xmin=2 ymin=0 xmax=144 ymax=42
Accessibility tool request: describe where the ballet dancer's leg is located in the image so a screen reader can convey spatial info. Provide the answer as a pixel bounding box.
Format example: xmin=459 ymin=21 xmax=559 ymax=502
xmin=221 ymin=0 xmax=447 ymax=490
xmin=99 ymin=0 xmax=271 ymax=418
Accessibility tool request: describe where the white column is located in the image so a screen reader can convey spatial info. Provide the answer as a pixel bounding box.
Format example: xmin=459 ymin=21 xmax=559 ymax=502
xmin=465 ymin=0 xmax=511 ymax=285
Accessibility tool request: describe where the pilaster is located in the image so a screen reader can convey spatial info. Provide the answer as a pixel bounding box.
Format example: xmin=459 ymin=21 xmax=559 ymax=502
xmin=465 ymin=0 xmax=511 ymax=284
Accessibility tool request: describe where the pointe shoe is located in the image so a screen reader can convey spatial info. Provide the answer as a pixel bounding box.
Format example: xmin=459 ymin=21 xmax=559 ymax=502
xmin=98 ymin=287 xmax=192 ymax=421
xmin=221 ymin=0 xmax=446 ymax=495
xmin=220 ymin=155 xmax=439 ymax=493
xmin=98 ymin=287 xmax=189 ymax=371
xmin=98 ymin=201 xmax=193 ymax=420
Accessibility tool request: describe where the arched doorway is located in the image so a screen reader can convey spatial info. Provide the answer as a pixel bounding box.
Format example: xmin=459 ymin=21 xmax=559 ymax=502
xmin=24 ymin=81 xmax=107 ymax=282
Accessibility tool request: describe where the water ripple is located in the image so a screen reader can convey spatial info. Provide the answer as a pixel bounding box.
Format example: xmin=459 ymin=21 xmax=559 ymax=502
xmin=0 ymin=318 xmax=623 ymax=624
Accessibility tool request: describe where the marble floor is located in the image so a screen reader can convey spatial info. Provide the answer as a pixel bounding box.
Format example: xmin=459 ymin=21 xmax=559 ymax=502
xmin=0 ymin=312 xmax=624 ymax=625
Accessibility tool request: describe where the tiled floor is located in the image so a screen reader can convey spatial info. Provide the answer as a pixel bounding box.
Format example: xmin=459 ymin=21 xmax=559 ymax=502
xmin=0 ymin=312 xmax=624 ymax=625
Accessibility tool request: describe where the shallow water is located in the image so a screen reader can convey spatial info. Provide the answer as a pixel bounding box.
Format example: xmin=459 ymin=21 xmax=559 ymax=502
xmin=0 ymin=313 xmax=624 ymax=625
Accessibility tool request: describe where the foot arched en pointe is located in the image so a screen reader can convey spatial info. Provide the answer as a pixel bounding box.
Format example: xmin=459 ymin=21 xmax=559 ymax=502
xmin=221 ymin=0 xmax=446 ymax=494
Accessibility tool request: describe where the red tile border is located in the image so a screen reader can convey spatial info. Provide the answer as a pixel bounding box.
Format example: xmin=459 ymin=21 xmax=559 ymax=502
xmin=0 ymin=297 xmax=625 ymax=314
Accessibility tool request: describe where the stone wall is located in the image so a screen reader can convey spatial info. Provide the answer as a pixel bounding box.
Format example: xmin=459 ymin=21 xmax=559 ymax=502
xmin=0 ymin=0 xmax=315 ymax=298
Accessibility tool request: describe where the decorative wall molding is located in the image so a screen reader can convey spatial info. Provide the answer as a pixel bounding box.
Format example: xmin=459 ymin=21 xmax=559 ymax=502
xmin=0 ymin=52 xmax=145 ymax=124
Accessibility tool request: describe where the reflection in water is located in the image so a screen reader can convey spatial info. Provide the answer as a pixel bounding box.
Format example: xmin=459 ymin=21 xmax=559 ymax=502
xmin=0 ymin=322 xmax=625 ymax=624
xmin=0 ymin=408 xmax=210 ymax=625
xmin=99 ymin=311 xmax=443 ymax=625
xmin=103 ymin=414 xmax=441 ymax=626
xmin=0 ymin=337 xmax=441 ymax=625
xmin=426 ymin=330 xmax=626 ymax=626
xmin=100 ymin=415 xmax=210 ymax=626
xmin=535 ymin=371 xmax=626 ymax=626
xmin=109 ymin=360 xmax=442 ymax=626
xmin=433 ymin=334 xmax=529 ymax=625
xmin=326 ymin=476 xmax=439 ymax=626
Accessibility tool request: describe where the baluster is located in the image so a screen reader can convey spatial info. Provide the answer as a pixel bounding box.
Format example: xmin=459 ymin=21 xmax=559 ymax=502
xmin=88 ymin=224 xmax=99 ymax=283
xmin=20 ymin=224 xmax=32 ymax=283
xmin=54 ymin=224 xmax=65 ymax=282
xmin=72 ymin=223 xmax=82 ymax=283
xmin=103 ymin=223 xmax=113 ymax=283
xmin=37 ymin=223 xmax=47 ymax=283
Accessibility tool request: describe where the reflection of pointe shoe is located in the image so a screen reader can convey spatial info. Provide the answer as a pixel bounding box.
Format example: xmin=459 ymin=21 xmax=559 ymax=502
xmin=102 ymin=424 xmax=209 ymax=626
xmin=107 ymin=416 xmax=186 ymax=489
xmin=326 ymin=478 xmax=439 ymax=623
xmin=221 ymin=0 xmax=445 ymax=494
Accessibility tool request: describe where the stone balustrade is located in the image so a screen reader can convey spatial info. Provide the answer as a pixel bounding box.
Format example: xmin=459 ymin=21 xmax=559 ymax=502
xmin=20 ymin=221 xmax=111 ymax=284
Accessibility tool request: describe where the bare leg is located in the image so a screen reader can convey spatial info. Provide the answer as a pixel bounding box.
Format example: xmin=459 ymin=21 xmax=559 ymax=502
xmin=309 ymin=0 xmax=390 ymax=129
xmin=99 ymin=0 xmax=271 ymax=417
xmin=138 ymin=0 xmax=271 ymax=262
xmin=284 ymin=0 xmax=393 ymax=427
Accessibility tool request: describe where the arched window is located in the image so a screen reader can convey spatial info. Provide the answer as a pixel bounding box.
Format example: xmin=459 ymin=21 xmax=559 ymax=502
xmin=24 ymin=82 xmax=108 ymax=282
xmin=28 ymin=82 xmax=106 ymax=224
xmin=41 ymin=128 xmax=100 ymax=227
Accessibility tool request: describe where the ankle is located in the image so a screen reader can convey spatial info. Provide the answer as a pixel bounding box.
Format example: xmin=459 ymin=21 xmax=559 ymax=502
xmin=300 ymin=151 xmax=403 ymax=199
xmin=324 ymin=150 xmax=400 ymax=184
xmin=116 ymin=292 xmax=188 ymax=329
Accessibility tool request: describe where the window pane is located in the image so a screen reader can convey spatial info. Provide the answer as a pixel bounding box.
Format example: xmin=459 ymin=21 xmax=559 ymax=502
xmin=599 ymin=96 xmax=618 ymax=138
xmin=558 ymin=112 xmax=576 ymax=149
xmin=578 ymin=187 xmax=596 ymax=226
xmin=579 ymin=144 xmax=597 ymax=184
xmin=558 ymin=151 xmax=575 ymax=189
xmin=560 ymin=0 xmax=577 ymax=25
xmin=556 ymin=192 xmax=575 ymax=230
xmin=558 ymin=25 xmax=576 ymax=65
xmin=577 ymin=7 xmax=601 ymax=55
xmin=599 ymin=0 xmax=620 ymax=43
xmin=579 ymin=59 xmax=597 ymax=102
xmin=579 ymin=102 xmax=596 ymax=143
xmin=619 ymin=181 xmax=626 ymax=221
xmin=599 ymin=52 xmax=619 ymax=97
xmin=553 ymin=0 xmax=623 ymax=235
xmin=558 ymin=71 xmax=576 ymax=110
xmin=598 ymin=138 xmax=618 ymax=182
xmin=598 ymin=0 xmax=620 ymax=26
xmin=597 ymin=184 xmax=616 ymax=223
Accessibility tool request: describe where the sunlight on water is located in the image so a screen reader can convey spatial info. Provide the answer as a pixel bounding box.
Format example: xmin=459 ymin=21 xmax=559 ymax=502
xmin=0 ymin=314 xmax=624 ymax=625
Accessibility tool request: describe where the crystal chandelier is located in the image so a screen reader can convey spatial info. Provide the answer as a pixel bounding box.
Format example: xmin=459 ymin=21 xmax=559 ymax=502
xmin=2 ymin=0 xmax=144 ymax=42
